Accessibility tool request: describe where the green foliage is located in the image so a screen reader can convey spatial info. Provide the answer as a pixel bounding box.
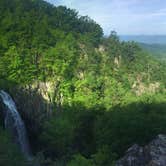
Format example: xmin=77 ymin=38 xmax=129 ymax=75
xmin=41 ymin=112 xmax=75 ymax=157
xmin=139 ymin=43 xmax=166 ymax=60
xmin=0 ymin=128 xmax=27 ymax=166
xmin=40 ymin=109 xmax=97 ymax=159
xmin=38 ymin=99 xmax=166 ymax=165
xmin=67 ymin=154 xmax=93 ymax=166
xmin=92 ymin=145 xmax=117 ymax=166
xmin=0 ymin=0 xmax=103 ymax=88
xmin=42 ymin=34 xmax=78 ymax=80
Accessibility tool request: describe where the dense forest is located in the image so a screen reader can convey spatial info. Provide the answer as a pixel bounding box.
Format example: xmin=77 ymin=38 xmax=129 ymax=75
xmin=0 ymin=0 xmax=166 ymax=165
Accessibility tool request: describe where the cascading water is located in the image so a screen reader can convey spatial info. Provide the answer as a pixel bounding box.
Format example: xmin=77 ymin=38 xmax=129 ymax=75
xmin=0 ymin=90 xmax=32 ymax=160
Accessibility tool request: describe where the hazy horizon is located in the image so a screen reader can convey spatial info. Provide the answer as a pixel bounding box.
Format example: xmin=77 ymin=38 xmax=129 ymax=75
xmin=46 ymin=0 xmax=166 ymax=36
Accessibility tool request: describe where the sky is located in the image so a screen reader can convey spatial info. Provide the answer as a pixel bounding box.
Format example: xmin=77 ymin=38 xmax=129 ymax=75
xmin=46 ymin=0 xmax=166 ymax=35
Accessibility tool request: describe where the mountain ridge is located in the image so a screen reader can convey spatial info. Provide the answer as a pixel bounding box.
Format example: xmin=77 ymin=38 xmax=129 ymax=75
xmin=120 ymin=35 xmax=166 ymax=44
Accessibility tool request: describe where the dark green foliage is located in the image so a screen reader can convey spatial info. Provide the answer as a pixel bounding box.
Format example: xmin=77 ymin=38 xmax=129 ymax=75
xmin=0 ymin=128 xmax=28 ymax=166
xmin=67 ymin=154 xmax=93 ymax=166
xmin=95 ymin=102 xmax=166 ymax=156
xmin=39 ymin=100 xmax=166 ymax=165
xmin=40 ymin=109 xmax=97 ymax=159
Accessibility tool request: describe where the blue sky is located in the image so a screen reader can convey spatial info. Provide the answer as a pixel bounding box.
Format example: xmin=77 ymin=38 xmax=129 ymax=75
xmin=46 ymin=0 xmax=166 ymax=35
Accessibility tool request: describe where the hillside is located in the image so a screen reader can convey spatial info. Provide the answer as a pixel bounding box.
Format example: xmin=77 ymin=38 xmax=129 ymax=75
xmin=120 ymin=35 xmax=166 ymax=60
xmin=0 ymin=0 xmax=166 ymax=166
xmin=139 ymin=43 xmax=166 ymax=60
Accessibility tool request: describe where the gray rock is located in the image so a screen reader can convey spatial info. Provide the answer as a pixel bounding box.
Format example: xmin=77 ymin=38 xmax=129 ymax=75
xmin=116 ymin=135 xmax=166 ymax=166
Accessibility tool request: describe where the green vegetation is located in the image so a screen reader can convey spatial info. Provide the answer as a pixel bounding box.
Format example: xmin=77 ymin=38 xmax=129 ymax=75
xmin=139 ymin=43 xmax=166 ymax=60
xmin=0 ymin=128 xmax=27 ymax=166
xmin=38 ymin=97 xmax=166 ymax=165
xmin=0 ymin=0 xmax=165 ymax=165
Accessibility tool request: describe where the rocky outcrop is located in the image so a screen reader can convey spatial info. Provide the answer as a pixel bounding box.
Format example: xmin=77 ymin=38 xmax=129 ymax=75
xmin=131 ymin=74 xmax=160 ymax=96
xmin=116 ymin=135 xmax=166 ymax=166
xmin=28 ymin=81 xmax=54 ymax=103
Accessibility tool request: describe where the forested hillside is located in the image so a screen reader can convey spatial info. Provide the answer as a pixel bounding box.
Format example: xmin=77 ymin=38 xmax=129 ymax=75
xmin=139 ymin=43 xmax=166 ymax=60
xmin=0 ymin=0 xmax=166 ymax=166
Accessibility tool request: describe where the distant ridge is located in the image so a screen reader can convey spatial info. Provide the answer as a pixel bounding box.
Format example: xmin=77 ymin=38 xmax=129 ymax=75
xmin=139 ymin=43 xmax=166 ymax=60
xmin=120 ymin=35 xmax=166 ymax=44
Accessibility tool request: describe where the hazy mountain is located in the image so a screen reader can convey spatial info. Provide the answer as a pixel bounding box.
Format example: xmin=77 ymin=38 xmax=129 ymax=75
xmin=139 ymin=43 xmax=166 ymax=60
xmin=120 ymin=35 xmax=166 ymax=60
xmin=120 ymin=35 xmax=166 ymax=44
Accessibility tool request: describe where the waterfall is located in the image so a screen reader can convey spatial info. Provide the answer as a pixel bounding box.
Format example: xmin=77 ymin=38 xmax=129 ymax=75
xmin=0 ymin=90 xmax=32 ymax=160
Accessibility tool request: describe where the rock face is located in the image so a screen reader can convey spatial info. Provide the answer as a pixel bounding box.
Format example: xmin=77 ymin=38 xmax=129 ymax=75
xmin=116 ymin=135 xmax=166 ymax=166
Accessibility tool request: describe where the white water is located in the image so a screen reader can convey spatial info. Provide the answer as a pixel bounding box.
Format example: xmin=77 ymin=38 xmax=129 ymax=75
xmin=0 ymin=90 xmax=32 ymax=159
